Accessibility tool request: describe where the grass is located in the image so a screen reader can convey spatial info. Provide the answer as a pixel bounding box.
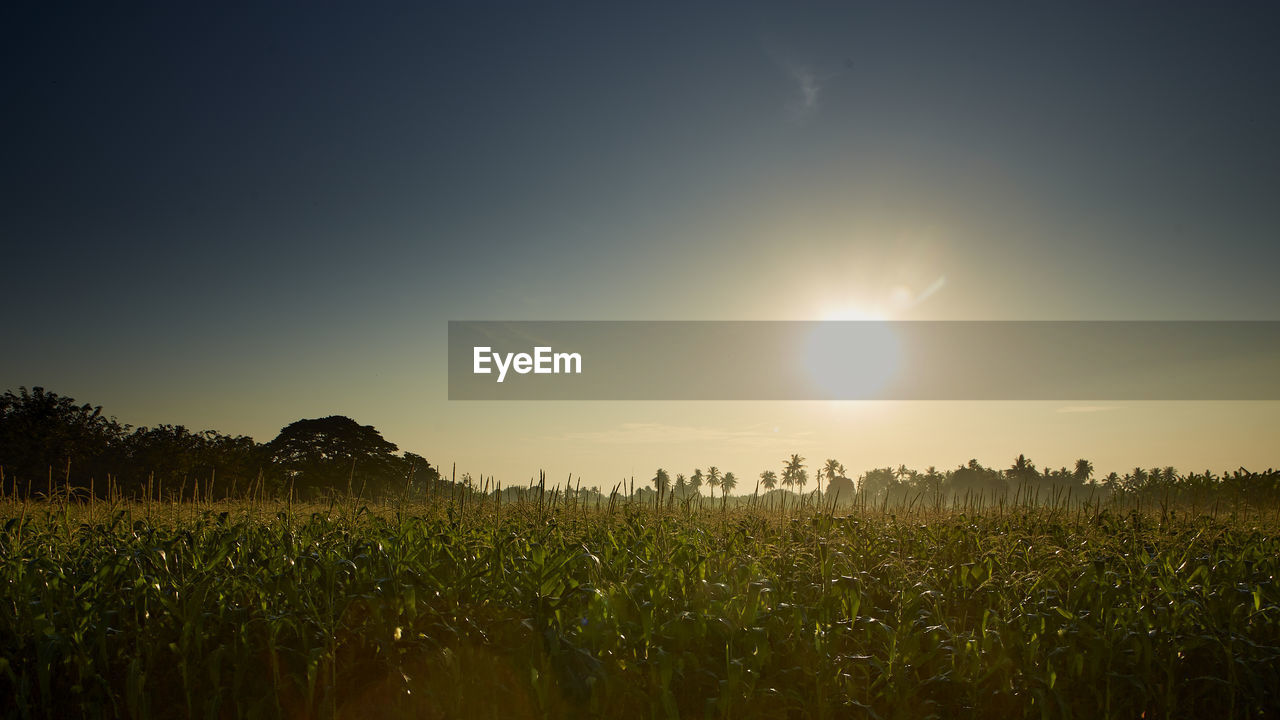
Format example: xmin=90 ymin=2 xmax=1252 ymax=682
xmin=1 ymin=493 xmax=1278 ymax=719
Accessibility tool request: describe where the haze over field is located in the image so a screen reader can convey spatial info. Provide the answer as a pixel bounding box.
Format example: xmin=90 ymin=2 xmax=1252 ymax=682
xmin=3 ymin=3 xmax=1278 ymax=488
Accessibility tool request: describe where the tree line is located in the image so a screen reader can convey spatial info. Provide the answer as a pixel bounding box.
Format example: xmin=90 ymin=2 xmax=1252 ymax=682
xmin=0 ymin=387 xmax=441 ymax=500
xmin=4 ymin=386 xmax=1276 ymax=507
xmin=646 ymin=453 xmax=1280 ymax=508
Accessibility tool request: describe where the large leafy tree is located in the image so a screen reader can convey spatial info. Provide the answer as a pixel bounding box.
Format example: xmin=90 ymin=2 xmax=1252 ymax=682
xmin=0 ymin=386 xmax=126 ymax=494
xmin=859 ymin=467 xmax=898 ymax=504
xmin=266 ymin=416 xmax=401 ymax=497
xmin=123 ymin=425 xmax=268 ymax=496
xmin=825 ymin=474 xmax=856 ymax=503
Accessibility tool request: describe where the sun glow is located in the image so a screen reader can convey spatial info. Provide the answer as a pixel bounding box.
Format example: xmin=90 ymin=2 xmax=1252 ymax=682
xmin=802 ymin=306 xmax=901 ymax=399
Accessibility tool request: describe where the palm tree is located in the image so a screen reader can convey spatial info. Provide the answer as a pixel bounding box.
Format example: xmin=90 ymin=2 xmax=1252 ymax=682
xmin=1009 ymin=454 xmax=1038 ymax=486
xmin=706 ymin=466 xmax=722 ymax=500
xmin=690 ymin=468 xmax=703 ymax=497
xmin=1013 ymin=454 xmax=1033 ymax=474
xmin=652 ymin=468 xmax=670 ymax=495
xmin=920 ymin=466 xmax=943 ymax=496
xmin=784 ymin=454 xmax=806 ymax=498
xmin=759 ymin=470 xmax=778 ymax=491
xmin=1125 ymin=467 xmax=1148 ymax=493
xmin=721 ymin=471 xmax=737 ymax=496
xmin=1074 ymin=459 xmax=1094 ymax=484
xmin=822 ymin=459 xmax=845 ymax=496
xmin=674 ymin=473 xmax=687 ymax=497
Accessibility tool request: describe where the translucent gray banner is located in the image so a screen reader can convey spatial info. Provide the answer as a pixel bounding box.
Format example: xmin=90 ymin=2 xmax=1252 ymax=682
xmin=447 ymin=321 xmax=1280 ymax=400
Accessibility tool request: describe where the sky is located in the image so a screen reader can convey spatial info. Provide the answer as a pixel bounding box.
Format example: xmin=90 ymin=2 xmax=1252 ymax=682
xmin=3 ymin=2 xmax=1279 ymax=489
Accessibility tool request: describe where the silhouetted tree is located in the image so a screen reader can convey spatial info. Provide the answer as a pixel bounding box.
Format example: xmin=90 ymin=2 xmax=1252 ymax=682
xmin=825 ymin=475 xmax=856 ymax=503
xmin=1074 ymin=459 xmax=1094 ymax=483
xmin=652 ymin=468 xmax=670 ymax=497
xmin=266 ymin=416 xmax=401 ymax=497
xmin=859 ymin=467 xmax=898 ymax=505
xmin=399 ymin=452 xmax=440 ymax=488
xmin=1007 ymin=454 xmax=1039 ymax=489
xmin=822 ymin=458 xmax=845 ymax=497
xmin=1123 ymin=467 xmax=1149 ymax=494
xmin=917 ymin=466 xmax=944 ymax=497
xmin=0 ymin=386 xmax=126 ymax=495
xmin=783 ymin=454 xmax=806 ymax=493
xmin=123 ymin=425 xmax=269 ymax=498
xmin=947 ymin=459 xmax=1008 ymax=501
xmin=689 ymin=468 xmax=704 ymax=497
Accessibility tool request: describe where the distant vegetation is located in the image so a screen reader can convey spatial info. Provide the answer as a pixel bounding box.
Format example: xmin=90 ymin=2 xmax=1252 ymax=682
xmin=0 ymin=387 xmax=440 ymax=501
xmin=3 ymin=387 xmax=1277 ymax=513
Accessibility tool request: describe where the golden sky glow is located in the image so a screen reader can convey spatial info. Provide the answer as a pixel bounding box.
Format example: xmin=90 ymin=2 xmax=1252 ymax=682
xmin=4 ymin=4 xmax=1278 ymax=489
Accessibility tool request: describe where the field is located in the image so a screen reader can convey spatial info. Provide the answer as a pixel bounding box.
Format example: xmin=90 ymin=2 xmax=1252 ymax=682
xmin=2 ymin=494 xmax=1278 ymax=719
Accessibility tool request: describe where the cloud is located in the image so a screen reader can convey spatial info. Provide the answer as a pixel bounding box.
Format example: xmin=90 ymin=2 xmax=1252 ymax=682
xmin=560 ymin=422 xmax=813 ymax=447
xmin=1055 ymin=405 xmax=1121 ymax=414
xmin=788 ymin=65 xmax=822 ymax=122
xmin=764 ymin=39 xmax=845 ymax=124
xmin=796 ymin=68 xmax=820 ymax=110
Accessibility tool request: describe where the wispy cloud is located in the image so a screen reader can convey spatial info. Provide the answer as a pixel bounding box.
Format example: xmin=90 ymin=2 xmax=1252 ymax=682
xmin=1055 ymin=405 xmax=1121 ymax=414
xmin=764 ymin=39 xmax=843 ymax=124
xmin=788 ymin=65 xmax=822 ymax=122
xmin=560 ymin=422 xmax=813 ymax=447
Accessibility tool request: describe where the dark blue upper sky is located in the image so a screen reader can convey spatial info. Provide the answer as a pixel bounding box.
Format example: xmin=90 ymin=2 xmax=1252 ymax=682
xmin=3 ymin=2 xmax=1279 ymax=461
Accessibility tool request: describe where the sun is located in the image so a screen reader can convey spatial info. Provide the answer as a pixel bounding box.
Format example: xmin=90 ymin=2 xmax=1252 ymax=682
xmin=801 ymin=306 xmax=901 ymax=399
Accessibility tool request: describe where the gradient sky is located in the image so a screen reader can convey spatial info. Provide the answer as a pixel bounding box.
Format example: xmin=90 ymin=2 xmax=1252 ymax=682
xmin=4 ymin=3 xmax=1278 ymax=488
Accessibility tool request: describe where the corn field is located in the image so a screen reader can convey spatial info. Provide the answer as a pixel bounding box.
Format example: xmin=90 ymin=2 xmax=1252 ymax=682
xmin=1 ymin=492 xmax=1278 ymax=719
